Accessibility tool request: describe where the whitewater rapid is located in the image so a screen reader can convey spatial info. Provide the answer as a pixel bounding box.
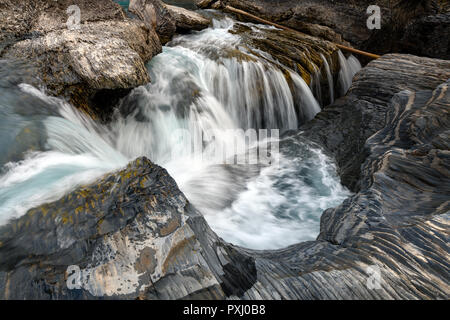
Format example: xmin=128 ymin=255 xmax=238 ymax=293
xmin=0 ymin=16 xmax=356 ymax=249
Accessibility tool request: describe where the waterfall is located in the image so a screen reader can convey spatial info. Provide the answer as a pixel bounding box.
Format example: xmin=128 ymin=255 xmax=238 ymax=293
xmin=320 ymin=53 xmax=335 ymax=105
xmin=338 ymin=50 xmax=362 ymax=95
xmin=0 ymin=17 xmax=350 ymax=250
xmin=310 ymin=65 xmax=323 ymax=107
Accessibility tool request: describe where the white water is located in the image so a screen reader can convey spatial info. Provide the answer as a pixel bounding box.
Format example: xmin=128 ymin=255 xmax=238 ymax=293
xmin=338 ymin=50 xmax=362 ymax=95
xmin=310 ymin=65 xmax=323 ymax=107
xmin=0 ymin=17 xmax=351 ymax=249
xmin=320 ymin=53 xmax=335 ymax=105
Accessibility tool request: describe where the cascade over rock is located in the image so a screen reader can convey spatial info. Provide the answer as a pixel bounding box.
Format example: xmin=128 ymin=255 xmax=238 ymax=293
xmin=197 ymin=0 xmax=450 ymax=60
xmin=0 ymin=54 xmax=449 ymax=299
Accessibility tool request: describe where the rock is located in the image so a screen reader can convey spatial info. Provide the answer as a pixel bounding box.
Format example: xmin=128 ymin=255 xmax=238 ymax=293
xmin=130 ymin=0 xmax=211 ymax=44
xmin=164 ymin=3 xmax=211 ymax=32
xmin=0 ymin=0 xmax=162 ymax=119
xmin=130 ymin=0 xmax=177 ymax=44
xmin=0 ymin=157 xmax=231 ymax=299
xmin=401 ymin=12 xmax=450 ymax=60
xmin=163 ymin=0 xmax=199 ymax=10
xmin=201 ymin=0 xmax=450 ymax=60
xmin=195 ymin=0 xmax=223 ymax=10
xmin=200 ymin=0 xmax=389 ymax=46
xmin=0 ymin=64 xmax=449 ymax=299
xmin=300 ymin=54 xmax=450 ymax=192
xmin=229 ymin=22 xmax=341 ymax=106
xmin=195 ymin=0 xmax=215 ymax=9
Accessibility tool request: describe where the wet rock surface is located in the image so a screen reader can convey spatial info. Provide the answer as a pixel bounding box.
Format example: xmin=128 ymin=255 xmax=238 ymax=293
xmin=229 ymin=22 xmax=341 ymax=106
xmin=231 ymin=23 xmax=339 ymax=83
xmin=0 ymin=0 xmax=162 ymax=119
xmin=198 ymin=0 xmax=450 ymax=60
xmin=0 ymin=54 xmax=449 ymax=299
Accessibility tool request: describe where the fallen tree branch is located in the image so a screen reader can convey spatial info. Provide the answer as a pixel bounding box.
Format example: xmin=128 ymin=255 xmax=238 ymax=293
xmin=224 ymin=5 xmax=381 ymax=60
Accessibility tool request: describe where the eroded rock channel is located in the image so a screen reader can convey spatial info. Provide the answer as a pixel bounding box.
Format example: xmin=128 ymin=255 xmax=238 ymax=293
xmin=0 ymin=0 xmax=448 ymax=299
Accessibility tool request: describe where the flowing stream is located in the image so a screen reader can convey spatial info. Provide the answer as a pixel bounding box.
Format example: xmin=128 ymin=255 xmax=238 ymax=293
xmin=0 ymin=15 xmax=357 ymax=250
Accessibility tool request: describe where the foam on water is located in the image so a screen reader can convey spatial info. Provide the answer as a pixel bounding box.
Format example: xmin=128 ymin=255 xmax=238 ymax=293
xmin=0 ymin=16 xmax=352 ymax=249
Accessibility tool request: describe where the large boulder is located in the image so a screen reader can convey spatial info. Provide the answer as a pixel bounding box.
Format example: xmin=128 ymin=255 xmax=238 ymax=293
xmin=129 ymin=0 xmax=177 ymax=44
xmin=165 ymin=3 xmax=211 ymax=32
xmin=0 ymin=0 xmax=162 ymax=119
xmin=130 ymin=0 xmax=211 ymax=44
xmin=0 ymin=55 xmax=449 ymax=300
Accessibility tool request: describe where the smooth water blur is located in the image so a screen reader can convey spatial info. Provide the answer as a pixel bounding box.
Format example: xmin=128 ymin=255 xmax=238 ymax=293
xmin=338 ymin=51 xmax=362 ymax=95
xmin=0 ymin=17 xmax=351 ymax=249
xmin=0 ymin=84 xmax=128 ymax=225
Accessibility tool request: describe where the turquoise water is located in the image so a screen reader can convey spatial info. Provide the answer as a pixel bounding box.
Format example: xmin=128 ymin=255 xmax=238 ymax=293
xmin=162 ymin=0 xmax=198 ymax=9
xmin=114 ymin=0 xmax=129 ymax=11
xmin=0 ymin=17 xmax=352 ymax=250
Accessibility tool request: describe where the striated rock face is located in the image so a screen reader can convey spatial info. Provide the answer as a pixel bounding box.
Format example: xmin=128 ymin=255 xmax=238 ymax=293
xmin=0 ymin=55 xmax=449 ymax=300
xmin=300 ymin=54 xmax=450 ymax=192
xmin=130 ymin=0 xmax=211 ymax=44
xmin=0 ymin=0 xmax=162 ymax=119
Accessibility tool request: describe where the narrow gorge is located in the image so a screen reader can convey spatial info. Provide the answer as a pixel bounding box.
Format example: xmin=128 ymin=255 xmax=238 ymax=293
xmin=0 ymin=0 xmax=448 ymax=300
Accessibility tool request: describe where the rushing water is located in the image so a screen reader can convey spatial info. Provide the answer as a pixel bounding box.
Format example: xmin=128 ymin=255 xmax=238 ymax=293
xmin=338 ymin=50 xmax=362 ymax=95
xmin=0 ymin=16 xmax=353 ymax=249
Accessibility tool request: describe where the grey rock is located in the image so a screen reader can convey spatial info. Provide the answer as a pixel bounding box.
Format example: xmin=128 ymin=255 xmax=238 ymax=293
xmin=164 ymin=3 xmax=211 ymax=32
xmin=0 ymin=0 xmax=162 ymax=119
xmin=401 ymin=12 xmax=450 ymax=60
xmin=0 ymin=55 xmax=449 ymax=299
xmin=130 ymin=0 xmax=211 ymax=44
xmin=130 ymin=0 xmax=177 ymax=44
xmin=199 ymin=0 xmax=449 ymax=59
xmin=300 ymin=54 xmax=450 ymax=191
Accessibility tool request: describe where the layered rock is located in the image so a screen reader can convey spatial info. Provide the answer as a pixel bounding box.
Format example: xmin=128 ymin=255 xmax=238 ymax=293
xmin=300 ymin=54 xmax=450 ymax=191
xmin=0 ymin=55 xmax=449 ymax=300
xmin=129 ymin=0 xmax=211 ymax=44
xmin=0 ymin=0 xmax=162 ymax=119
